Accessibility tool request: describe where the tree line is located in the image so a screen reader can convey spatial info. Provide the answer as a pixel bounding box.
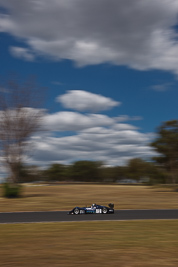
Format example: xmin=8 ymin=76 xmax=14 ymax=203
xmin=17 ymin=157 xmax=170 ymax=185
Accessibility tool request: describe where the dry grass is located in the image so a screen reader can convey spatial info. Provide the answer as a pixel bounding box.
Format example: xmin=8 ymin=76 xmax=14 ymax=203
xmin=0 ymin=220 xmax=178 ymax=267
xmin=0 ymin=184 xmax=178 ymax=212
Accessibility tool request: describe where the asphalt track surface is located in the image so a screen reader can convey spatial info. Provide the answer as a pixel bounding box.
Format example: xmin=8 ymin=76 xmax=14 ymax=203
xmin=0 ymin=209 xmax=178 ymax=224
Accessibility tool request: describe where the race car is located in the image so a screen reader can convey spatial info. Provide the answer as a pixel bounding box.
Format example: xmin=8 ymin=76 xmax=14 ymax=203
xmin=68 ymin=203 xmax=114 ymax=215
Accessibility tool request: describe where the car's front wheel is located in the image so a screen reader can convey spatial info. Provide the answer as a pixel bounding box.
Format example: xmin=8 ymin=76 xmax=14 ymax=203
xmin=74 ymin=208 xmax=80 ymax=215
xmin=102 ymin=207 xmax=108 ymax=214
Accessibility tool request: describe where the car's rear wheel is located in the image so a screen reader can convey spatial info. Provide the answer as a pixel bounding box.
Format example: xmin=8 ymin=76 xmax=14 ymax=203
xmin=74 ymin=208 xmax=80 ymax=215
xmin=102 ymin=207 xmax=108 ymax=214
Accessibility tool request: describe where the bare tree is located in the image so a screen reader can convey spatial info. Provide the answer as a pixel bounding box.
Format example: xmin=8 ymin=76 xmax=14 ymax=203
xmin=0 ymin=75 xmax=45 ymax=183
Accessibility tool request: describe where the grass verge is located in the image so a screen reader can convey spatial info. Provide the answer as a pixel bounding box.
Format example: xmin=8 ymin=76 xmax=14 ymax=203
xmin=0 ymin=220 xmax=178 ymax=266
xmin=0 ymin=184 xmax=178 ymax=212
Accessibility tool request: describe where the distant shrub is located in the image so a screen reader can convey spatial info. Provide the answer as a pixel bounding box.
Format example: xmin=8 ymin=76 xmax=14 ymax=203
xmin=2 ymin=183 xmax=22 ymax=198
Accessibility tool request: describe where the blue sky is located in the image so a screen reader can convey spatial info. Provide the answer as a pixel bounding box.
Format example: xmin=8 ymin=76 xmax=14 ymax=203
xmin=0 ymin=0 xmax=178 ymax=176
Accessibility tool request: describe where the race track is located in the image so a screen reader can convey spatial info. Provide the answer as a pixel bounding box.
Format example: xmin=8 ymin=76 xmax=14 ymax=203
xmin=0 ymin=209 xmax=178 ymax=224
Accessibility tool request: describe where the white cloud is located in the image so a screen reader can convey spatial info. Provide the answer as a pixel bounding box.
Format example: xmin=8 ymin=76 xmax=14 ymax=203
xmin=150 ymin=82 xmax=172 ymax=92
xmin=115 ymin=115 xmax=143 ymax=122
xmin=57 ymin=90 xmax=120 ymax=112
xmin=42 ymin=111 xmax=115 ymax=131
xmin=1 ymin=0 xmax=178 ymax=73
xmin=9 ymin=46 xmax=35 ymax=61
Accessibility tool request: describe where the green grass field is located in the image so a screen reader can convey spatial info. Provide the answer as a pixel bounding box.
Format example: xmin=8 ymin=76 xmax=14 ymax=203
xmin=0 ymin=220 xmax=178 ymax=267
xmin=0 ymin=184 xmax=178 ymax=212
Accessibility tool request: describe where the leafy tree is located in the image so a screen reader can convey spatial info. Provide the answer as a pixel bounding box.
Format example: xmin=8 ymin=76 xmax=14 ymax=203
xmin=126 ymin=158 xmax=163 ymax=184
xmin=44 ymin=163 xmax=67 ymax=181
xmin=100 ymin=166 xmax=128 ymax=182
xmin=0 ymin=75 xmax=44 ymax=183
xmin=151 ymin=120 xmax=178 ymax=184
xmin=70 ymin=161 xmax=102 ymax=182
xmin=127 ymin=158 xmax=149 ymax=181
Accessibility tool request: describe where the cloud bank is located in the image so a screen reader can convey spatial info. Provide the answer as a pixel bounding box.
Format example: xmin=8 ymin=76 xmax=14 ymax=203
xmin=31 ymin=123 xmax=155 ymax=166
xmin=27 ymin=91 xmax=156 ymax=167
xmin=1 ymin=0 xmax=178 ymax=73
xmin=0 ymin=90 xmax=156 ymax=174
